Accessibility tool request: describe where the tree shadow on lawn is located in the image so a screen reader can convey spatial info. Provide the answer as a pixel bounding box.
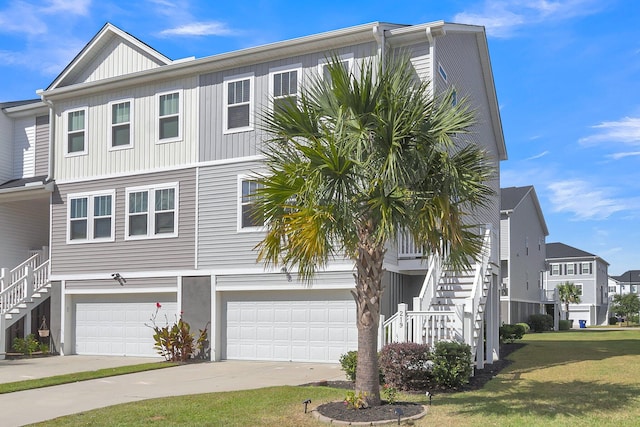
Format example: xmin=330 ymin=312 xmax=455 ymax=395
xmin=437 ymin=379 xmax=640 ymax=419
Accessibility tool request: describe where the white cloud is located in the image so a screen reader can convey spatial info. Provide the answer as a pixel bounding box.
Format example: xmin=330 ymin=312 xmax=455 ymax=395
xmin=453 ymin=0 xmax=602 ymax=38
xmin=526 ymin=150 xmax=549 ymax=160
xmin=42 ymin=0 xmax=91 ymax=16
xmin=159 ymin=21 xmax=235 ymax=37
xmin=579 ymin=117 xmax=640 ymax=146
xmin=607 ymin=151 xmax=640 ymax=160
xmin=547 ymin=179 xmax=625 ymax=220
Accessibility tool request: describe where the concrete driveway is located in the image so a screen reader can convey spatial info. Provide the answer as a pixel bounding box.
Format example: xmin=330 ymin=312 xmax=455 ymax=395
xmin=0 ymin=356 xmax=344 ymax=426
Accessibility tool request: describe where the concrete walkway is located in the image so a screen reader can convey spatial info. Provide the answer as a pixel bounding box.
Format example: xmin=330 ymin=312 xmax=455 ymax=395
xmin=0 ymin=356 xmax=344 ymax=426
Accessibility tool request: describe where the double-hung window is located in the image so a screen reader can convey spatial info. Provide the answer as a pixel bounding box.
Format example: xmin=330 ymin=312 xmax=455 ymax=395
xmin=566 ymin=263 xmax=575 ymax=275
xmin=158 ymin=91 xmax=181 ymax=142
xmin=580 ymin=262 xmax=592 ymax=275
xmin=238 ymin=177 xmax=263 ymax=230
xmin=270 ymin=66 xmax=301 ymax=113
xmin=126 ymin=183 xmax=179 ymax=239
xmin=67 ymin=108 xmax=87 ymax=155
xmin=550 ymin=264 xmax=561 ymax=276
xmin=318 ymin=54 xmax=353 ymax=86
xmin=110 ymin=100 xmax=132 ymax=149
xmin=67 ymin=191 xmax=115 ymax=243
xmin=224 ymin=74 xmax=254 ymax=133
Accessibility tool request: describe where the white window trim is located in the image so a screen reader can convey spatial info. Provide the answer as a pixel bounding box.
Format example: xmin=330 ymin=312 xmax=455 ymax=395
xmin=550 ymin=263 xmax=561 ymax=276
xmin=66 ymin=190 xmax=116 ymax=244
xmin=108 ymin=98 xmax=134 ymax=151
xmin=65 ymin=107 xmax=88 ymax=157
xmin=438 ymin=62 xmax=448 ymax=82
xmin=157 ymin=90 xmax=183 ymax=144
xmin=223 ymin=73 xmax=254 ymax=134
xmin=575 ymin=283 xmax=583 ymax=296
xmin=269 ymin=64 xmax=302 ymax=112
xmin=237 ymin=175 xmax=264 ymax=233
xmin=317 ymin=53 xmax=354 ymax=80
xmin=125 ymin=182 xmax=179 ymax=240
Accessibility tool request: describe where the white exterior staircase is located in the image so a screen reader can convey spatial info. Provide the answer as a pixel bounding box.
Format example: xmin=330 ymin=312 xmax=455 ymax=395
xmin=381 ymin=226 xmax=495 ymax=369
xmin=0 ymin=248 xmax=51 ymax=356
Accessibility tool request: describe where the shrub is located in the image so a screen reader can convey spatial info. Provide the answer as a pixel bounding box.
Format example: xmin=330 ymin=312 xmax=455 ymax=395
xmin=516 ymin=322 xmax=530 ymax=333
xmin=344 ymin=391 xmax=368 ymax=409
xmin=558 ymin=319 xmax=571 ymax=330
xmin=528 ymin=313 xmax=553 ymax=332
xmin=431 ymin=340 xmax=473 ymax=389
xmin=339 ymin=351 xmax=358 ymax=381
xmin=147 ymin=304 xmax=208 ymax=362
xmin=609 ymin=316 xmax=618 ymax=325
xmin=12 ymin=334 xmax=40 ymax=356
xmin=499 ymin=324 xmax=525 ymax=343
xmin=379 ymin=342 xmax=432 ymax=391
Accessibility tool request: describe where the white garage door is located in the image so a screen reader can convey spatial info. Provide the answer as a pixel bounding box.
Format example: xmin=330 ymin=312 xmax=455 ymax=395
xmin=74 ymin=295 xmax=177 ymax=357
xmin=224 ymin=290 xmax=357 ymax=363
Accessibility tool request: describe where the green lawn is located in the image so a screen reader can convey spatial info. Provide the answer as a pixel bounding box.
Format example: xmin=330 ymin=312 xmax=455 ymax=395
xmin=32 ymin=330 xmax=640 ymax=426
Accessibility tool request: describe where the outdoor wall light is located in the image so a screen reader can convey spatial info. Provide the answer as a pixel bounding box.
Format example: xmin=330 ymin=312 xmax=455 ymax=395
xmin=303 ymin=398 xmax=311 ymax=413
xmin=111 ymin=272 xmax=126 ymax=286
xmin=280 ymin=267 xmax=292 ymax=282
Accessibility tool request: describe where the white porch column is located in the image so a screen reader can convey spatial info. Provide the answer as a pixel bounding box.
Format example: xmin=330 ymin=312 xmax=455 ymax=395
xmin=397 ymin=303 xmax=408 ymax=343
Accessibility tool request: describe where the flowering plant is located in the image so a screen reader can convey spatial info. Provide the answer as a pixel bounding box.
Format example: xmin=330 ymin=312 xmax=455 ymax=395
xmin=146 ymin=303 xmax=208 ymax=362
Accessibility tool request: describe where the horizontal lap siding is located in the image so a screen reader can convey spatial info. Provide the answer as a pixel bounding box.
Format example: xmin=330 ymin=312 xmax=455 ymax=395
xmin=0 ymin=198 xmax=50 ymax=270
xmin=197 ymin=160 xmax=265 ymax=269
xmin=434 ymin=33 xmax=502 ymax=260
xmin=51 ymin=168 xmax=196 ymax=275
xmin=66 ymin=276 xmax=177 ymax=290
xmin=0 ymin=112 xmax=12 ymax=182
xmin=199 ymin=42 xmax=378 ymax=162
xmin=216 ymin=270 xmax=355 ymax=289
xmin=35 ymin=115 xmax=49 ymax=176
xmin=13 ymin=117 xmax=35 ymax=178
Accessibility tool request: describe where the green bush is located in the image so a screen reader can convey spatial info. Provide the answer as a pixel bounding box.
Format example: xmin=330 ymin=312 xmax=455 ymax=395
xmin=609 ymin=316 xmax=618 ymax=325
xmin=528 ymin=313 xmax=554 ymax=332
xmin=379 ymin=342 xmax=432 ymax=391
xmin=516 ymin=322 xmax=531 ymax=333
xmin=339 ymin=350 xmax=358 ymax=381
xmin=12 ymin=334 xmax=40 ymax=356
xmin=559 ymin=319 xmax=571 ymax=330
xmin=431 ymin=341 xmax=473 ymax=389
xmin=499 ymin=324 xmax=525 ymax=343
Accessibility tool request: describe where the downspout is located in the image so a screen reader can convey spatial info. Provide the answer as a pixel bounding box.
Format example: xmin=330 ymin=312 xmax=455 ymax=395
xmin=372 ymin=25 xmax=385 ymax=72
xmin=425 ymin=27 xmax=435 ymax=99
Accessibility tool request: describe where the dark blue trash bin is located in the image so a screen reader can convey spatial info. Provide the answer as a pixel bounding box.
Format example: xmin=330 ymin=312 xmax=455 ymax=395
xmin=579 ymin=320 xmax=586 ymax=328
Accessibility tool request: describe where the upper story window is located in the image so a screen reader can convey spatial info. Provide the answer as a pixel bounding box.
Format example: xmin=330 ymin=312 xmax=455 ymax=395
xmin=66 ymin=108 xmax=87 ymax=155
xmin=158 ymin=91 xmax=181 ymax=143
xmin=580 ymin=262 xmax=592 ymax=275
xmin=318 ymin=54 xmax=353 ymax=86
xmin=550 ymin=264 xmax=561 ymax=276
xmin=67 ymin=191 xmax=115 ymax=243
xmin=566 ymin=263 xmax=575 ymax=275
xmin=575 ymin=283 xmax=583 ymax=296
xmin=126 ymin=183 xmax=179 ymax=239
xmin=110 ymin=100 xmax=132 ymax=149
xmin=238 ymin=177 xmax=264 ymax=231
xmin=224 ymin=74 xmax=254 ymax=133
xmin=270 ymin=66 xmax=301 ymax=113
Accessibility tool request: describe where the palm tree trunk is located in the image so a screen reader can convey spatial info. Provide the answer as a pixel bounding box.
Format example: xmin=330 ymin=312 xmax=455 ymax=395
xmin=352 ymin=224 xmax=385 ymax=406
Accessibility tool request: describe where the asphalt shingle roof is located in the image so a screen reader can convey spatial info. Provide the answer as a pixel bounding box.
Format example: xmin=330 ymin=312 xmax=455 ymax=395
xmin=546 ymin=242 xmax=595 ymax=259
xmin=501 ymin=186 xmax=533 ymax=211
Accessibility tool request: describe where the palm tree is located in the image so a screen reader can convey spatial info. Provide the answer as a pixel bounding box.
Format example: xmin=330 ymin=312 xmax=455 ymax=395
xmin=557 ymin=281 xmax=582 ymax=321
xmin=256 ymin=53 xmax=494 ymax=406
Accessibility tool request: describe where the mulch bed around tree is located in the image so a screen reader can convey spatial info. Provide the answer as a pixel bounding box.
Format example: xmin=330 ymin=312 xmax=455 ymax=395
xmin=309 ymin=342 xmax=525 ymax=423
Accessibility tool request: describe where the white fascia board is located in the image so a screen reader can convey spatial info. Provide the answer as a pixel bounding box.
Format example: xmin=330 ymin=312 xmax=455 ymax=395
xmin=64 ymin=286 xmax=177 ymax=295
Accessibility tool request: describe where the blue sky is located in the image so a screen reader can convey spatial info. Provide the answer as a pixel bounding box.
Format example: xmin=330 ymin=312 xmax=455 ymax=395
xmin=1 ymin=0 xmax=638 ymax=274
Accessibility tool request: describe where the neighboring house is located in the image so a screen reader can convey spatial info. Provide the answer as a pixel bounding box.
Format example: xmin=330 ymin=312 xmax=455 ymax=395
xmin=1 ymin=21 xmax=506 ymax=366
xmin=545 ymin=242 xmax=609 ymax=326
xmin=500 ymin=186 xmax=549 ymax=325
xmin=610 ymin=270 xmax=640 ymax=296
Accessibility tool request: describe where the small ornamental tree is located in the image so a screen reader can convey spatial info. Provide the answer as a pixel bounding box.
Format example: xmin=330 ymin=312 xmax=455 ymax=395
xmin=610 ymin=293 xmax=640 ymax=326
xmin=147 ymin=303 xmax=208 ymax=362
xmin=557 ymin=282 xmax=582 ymax=321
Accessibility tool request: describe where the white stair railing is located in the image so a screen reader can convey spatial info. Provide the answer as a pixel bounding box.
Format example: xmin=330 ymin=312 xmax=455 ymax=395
xmin=0 ymin=255 xmax=50 ymax=316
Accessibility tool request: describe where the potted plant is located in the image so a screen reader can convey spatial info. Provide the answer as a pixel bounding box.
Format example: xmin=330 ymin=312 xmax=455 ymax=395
xmin=38 ymin=316 xmax=49 ymax=338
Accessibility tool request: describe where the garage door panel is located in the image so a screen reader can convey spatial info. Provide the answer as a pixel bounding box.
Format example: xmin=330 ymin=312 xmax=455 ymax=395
xmin=224 ymin=290 xmax=357 ymax=362
xmin=74 ymin=295 xmax=176 ymax=357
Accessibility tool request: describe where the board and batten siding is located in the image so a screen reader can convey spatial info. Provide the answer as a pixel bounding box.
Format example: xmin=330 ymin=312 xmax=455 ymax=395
xmin=71 ymin=37 xmax=167 ymax=86
xmin=199 ymin=42 xmax=378 ymax=162
xmin=35 ymin=115 xmax=49 ymax=176
xmin=0 ymin=111 xmax=13 ymax=182
xmin=197 ymin=160 xmax=266 ymax=269
xmin=13 ymin=117 xmax=35 ymax=179
xmin=50 ymin=168 xmax=197 ymax=275
xmin=434 ymin=32 xmax=502 ymax=262
xmin=53 ymin=76 xmax=199 ymax=181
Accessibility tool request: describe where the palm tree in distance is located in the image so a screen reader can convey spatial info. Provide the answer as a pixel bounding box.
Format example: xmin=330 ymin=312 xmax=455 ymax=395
xmin=256 ymin=53 xmax=495 ymax=406
xmin=557 ymin=281 xmax=582 ymax=321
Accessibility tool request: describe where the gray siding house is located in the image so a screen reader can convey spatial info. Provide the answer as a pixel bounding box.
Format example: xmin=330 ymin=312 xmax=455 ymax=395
xmin=500 ymin=186 xmax=549 ymax=324
xmin=545 ymin=242 xmax=609 ymax=326
xmin=2 ymin=21 xmax=506 ymax=365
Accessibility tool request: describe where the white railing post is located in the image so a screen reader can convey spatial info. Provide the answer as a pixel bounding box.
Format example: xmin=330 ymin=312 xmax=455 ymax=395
xmin=378 ymin=314 xmax=386 ymax=350
xmin=397 ymin=303 xmax=408 ymax=343
xmin=26 ymin=265 xmax=34 ymax=301
xmin=0 ymin=267 xmax=6 ymax=291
